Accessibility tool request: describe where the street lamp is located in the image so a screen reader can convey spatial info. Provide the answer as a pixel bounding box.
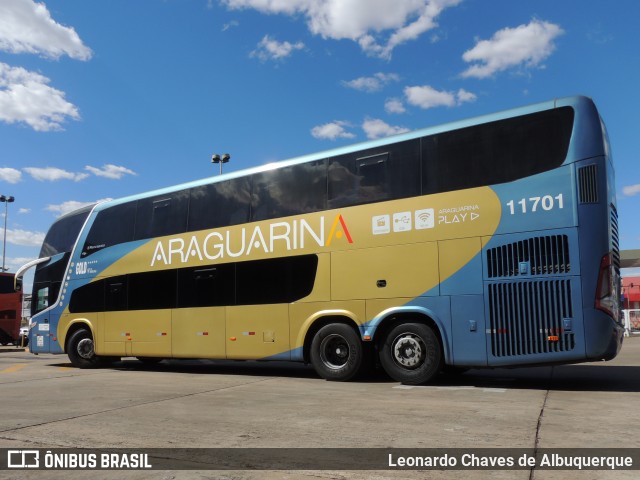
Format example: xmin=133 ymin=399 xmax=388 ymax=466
xmin=0 ymin=195 xmax=14 ymax=272
xmin=211 ymin=153 xmax=230 ymax=175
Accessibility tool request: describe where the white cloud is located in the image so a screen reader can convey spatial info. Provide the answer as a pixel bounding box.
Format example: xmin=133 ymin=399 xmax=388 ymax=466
xmin=362 ymin=118 xmax=409 ymax=140
xmin=222 ymin=20 xmax=239 ymax=32
xmin=456 ymin=88 xmax=477 ymax=103
xmin=85 ymin=164 xmax=137 ymax=180
xmin=311 ymin=121 xmax=355 ymax=140
xmin=18 ymin=208 xmax=30 ymax=214
xmin=623 ymin=184 xmax=640 ymax=197
xmin=404 ymin=85 xmax=476 ymax=109
xmin=5 ymin=256 xmax=37 ymax=271
xmin=6 ymin=228 xmax=45 ymax=247
xmin=0 ymin=167 xmax=22 ymax=184
xmin=223 ymin=0 xmax=461 ymax=59
xmin=461 ymin=19 xmax=564 ymax=79
xmin=250 ymin=35 xmax=305 ymax=61
xmin=46 ymin=198 xmax=111 ymax=217
xmin=23 ymin=166 xmax=89 ymax=182
xmin=343 ymin=72 xmax=399 ymax=93
xmin=0 ymin=62 xmax=80 ymax=131
xmin=0 ymin=0 xmax=92 ymax=60
xmin=385 ymin=98 xmax=406 ymax=114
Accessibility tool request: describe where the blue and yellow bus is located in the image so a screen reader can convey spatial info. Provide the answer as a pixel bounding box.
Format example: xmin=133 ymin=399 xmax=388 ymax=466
xmin=17 ymin=95 xmax=623 ymax=384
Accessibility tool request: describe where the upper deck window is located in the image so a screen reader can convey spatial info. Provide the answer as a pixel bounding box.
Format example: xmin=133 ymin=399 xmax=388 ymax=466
xmin=422 ymin=107 xmax=574 ymax=194
xmin=40 ymin=207 xmax=92 ymax=257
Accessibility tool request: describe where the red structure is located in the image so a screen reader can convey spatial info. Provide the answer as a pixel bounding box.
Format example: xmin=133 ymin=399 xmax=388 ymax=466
xmin=0 ymin=272 xmax=22 ymax=345
xmin=622 ymin=276 xmax=640 ymax=310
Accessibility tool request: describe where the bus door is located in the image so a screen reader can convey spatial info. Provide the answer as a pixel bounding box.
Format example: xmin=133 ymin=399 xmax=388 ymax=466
xmin=103 ymin=276 xmax=172 ymax=358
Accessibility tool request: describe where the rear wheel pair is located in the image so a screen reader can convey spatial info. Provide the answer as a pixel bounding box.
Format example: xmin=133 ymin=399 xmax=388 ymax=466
xmin=310 ymin=322 xmax=442 ymax=385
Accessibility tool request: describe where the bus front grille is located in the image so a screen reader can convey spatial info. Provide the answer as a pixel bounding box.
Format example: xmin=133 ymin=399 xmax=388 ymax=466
xmin=488 ymin=280 xmax=575 ymax=357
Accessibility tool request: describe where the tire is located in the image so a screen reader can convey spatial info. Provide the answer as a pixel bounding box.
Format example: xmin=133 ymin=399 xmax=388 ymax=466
xmin=379 ymin=322 xmax=442 ymax=385
xmin=67 ymin=328 xmax=102 ymax=369
xmin=310 ymin=323 xmax=365 ymax=382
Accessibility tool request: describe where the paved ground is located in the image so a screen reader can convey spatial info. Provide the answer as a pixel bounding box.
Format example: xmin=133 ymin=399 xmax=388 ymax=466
xmin=1 ymin=337 xmax=639 ymax=480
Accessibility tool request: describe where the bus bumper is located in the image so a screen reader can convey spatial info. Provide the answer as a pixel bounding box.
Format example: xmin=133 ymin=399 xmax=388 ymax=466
xmin=584 ymin=309 xmax=624 ymax=361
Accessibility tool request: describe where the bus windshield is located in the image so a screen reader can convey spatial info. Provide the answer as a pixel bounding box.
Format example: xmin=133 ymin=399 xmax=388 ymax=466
xmin=39 ymin=205 xmax=94 ymax=258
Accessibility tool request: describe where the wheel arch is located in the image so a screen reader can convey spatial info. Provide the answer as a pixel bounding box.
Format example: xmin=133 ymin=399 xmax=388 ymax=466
xmin=300 ymin=311 xmax=362 ymax=364
xmin=367 ymin=307 xmax=451 ymax=365
xmin=62 ymin=319 xmax=95 ymax=354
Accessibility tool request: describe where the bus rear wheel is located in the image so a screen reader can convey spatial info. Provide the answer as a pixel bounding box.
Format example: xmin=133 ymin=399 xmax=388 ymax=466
xmin=379 ymin=322 xmax=442 ymax=385
xmin=310 ymin=323 xmax=364 ymax=381
xmin=67 ymin=328 xmax=102 ymax=369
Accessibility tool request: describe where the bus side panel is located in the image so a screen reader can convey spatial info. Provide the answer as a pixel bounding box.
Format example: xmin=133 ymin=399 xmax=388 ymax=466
xmin=451 ymin=295 xmax=487 ymax=366
xmin=226 ymin=304 xmax=289 ymax=360
xmin=330 ymin=242 xmax=439 ymax=301
xmin=575 ymin=156 xmax=624 ymax=360
xmin=172 ymin=307 xmax=226 ymax=359
xmin=104 ymin=310 xmax=172 ymax=357
xmin=440 ymin=238 xmax=487 ymax=366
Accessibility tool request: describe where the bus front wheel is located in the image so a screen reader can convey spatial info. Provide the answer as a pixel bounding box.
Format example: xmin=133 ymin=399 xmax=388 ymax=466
xmin=379 ymin=322 xmax=442 ymax=385
xmin=67 ymin=328 xmax=102 ymax=369
xmin=310 ymin=323 xmax=364 ymax=381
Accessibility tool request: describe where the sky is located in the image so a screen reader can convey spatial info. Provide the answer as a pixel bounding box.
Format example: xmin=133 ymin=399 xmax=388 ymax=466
xmin=1 ymin=0 xmax=640 ymax=289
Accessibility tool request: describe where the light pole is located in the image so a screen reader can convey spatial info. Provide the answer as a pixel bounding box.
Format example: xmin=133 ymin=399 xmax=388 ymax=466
xmin=0 ymin=195 xmax=14 ymax=272
xmin=211 ymin=153 xmax=230 ymax=175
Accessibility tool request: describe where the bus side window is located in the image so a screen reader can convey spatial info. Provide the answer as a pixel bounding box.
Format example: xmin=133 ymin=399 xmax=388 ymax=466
xmin=177 ymin=264 xmax=235 ymax=308
xmin=328 ymin=139 xmax=420 ymax=208
xmin=35 ymin=286 xmax=49 ymax=314
xmin=135 ymin=191 xmax=189 ymax=240
xmin=188 ymin=178 xmax=251 ymax=232
xmin=250 ymin=160 xmax=327 ymax=222
xmin=105 ymin=277 xmax=128 ymax=312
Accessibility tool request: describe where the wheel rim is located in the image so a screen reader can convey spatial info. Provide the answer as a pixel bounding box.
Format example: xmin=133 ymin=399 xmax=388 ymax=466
xmin=391 ymin=333 xmax=426 ymax=369
xmin=319 ymin=334 xmax=350 ymax=370
xmin=77 ymin=338 xmax=95 ymax=360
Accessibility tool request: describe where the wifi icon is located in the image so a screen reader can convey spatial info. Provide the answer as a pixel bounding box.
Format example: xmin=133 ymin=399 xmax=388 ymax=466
xmin=415 ymin=208 xmax=435 ymax=229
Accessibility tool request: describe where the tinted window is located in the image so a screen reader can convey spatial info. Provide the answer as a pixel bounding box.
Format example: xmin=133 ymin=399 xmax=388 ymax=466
xmin=32 ymin=253 xmax=70 ymax=292
xmin=236 ymin=255 xmax=318 ymax=305
xmin=105 ymin=276 xmax=127 ymax=311
xmin=40 ymin=207 xmax=92 ymax=257
xmin=251 ymin=161 xmax=327 ymax=221
xmin=134 ymin=190 xmax=189 ymax=240
xmin=177 ymin=264 xmax=235 ymax=308
xmin=128 ymin=270 xmax=176 ymax=310
xmin=188 ymin=177 xmax=251 ymax=231
xmin=82 ymin=202 xmax=136 ymax=257
xmin=422 ymin=107 xmax=574 ymax=194
xmin=69 ymin=280 xmax=104 ymax=313
xmin=328 ymin=140 xmax=420 ymax=208
xmin=0 ymin=275 xmax=14 ymax=294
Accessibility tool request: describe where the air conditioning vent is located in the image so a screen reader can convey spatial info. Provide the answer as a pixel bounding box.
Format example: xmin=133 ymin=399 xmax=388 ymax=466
xmin=488 ymin=280 xmax=575 ymax=357
xmin=610 ymin=204 xmax=620 ymax=273
xmin=487 ymin=235 xmax=570 ymax=278
xmin=578 ymin=164 xmax=598 ymax=203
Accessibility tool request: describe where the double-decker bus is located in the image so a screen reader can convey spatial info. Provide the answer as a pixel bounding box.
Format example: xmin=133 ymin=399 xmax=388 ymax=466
xmin=0 ymin=272 xmax=23 ymax=346
xmin=17 ymin=95 xmax=623 ymax=384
